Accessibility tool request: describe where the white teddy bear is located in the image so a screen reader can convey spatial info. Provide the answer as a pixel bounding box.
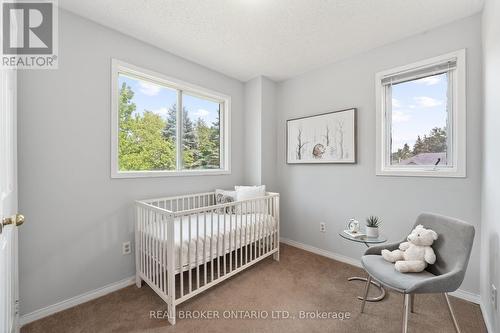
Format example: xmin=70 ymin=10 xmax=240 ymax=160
xmin=381 ymin=225 xmax=438 ymax=273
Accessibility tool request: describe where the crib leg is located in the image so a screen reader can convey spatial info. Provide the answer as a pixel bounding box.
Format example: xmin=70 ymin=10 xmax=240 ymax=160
xmin=168 ymin=301 xmax=176 ymax=325
xmin=135 ymin=274 xmax=142 ymax=288
xmin=273 ymin=250 xmax=280 ymax=262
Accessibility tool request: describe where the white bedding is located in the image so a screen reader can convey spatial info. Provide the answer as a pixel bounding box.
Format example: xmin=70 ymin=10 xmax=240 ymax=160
xmin=141 ymin=213 xmax=277 ymax=270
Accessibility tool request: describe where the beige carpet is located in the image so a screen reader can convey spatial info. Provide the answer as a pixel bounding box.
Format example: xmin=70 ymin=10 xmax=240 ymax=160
xmin=21 ymin=244 xmax=487 ymax=333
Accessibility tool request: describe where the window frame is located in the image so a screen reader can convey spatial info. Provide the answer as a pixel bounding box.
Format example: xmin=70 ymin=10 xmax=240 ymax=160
xmin=111 ymin=59 xmax=231 ymax=178
xmin=375 ymin=49 xmax=466 ymax=178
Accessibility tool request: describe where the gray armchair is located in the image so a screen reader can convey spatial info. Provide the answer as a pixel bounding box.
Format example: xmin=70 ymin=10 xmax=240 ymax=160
xmin=360 ymin=213 xmax=475 ymax=333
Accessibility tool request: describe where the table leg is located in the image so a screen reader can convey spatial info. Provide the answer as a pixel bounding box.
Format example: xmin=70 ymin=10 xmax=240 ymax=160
xmin=348 ymin=276 xmax=386 ymax=301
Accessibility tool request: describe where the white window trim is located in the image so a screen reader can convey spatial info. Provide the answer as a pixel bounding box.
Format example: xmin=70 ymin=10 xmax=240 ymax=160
xmin=111 ymin=59 xmax=231 ymax=178
xmin=375 ymin=49 xmax=466 ymax=178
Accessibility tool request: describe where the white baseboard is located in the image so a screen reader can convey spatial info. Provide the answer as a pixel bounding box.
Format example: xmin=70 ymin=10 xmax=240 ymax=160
xmin=480 ymin=300 xmax=494 ymax=333
xmin=280 ymin=237 xmax=362 ymax=268
xmin=449 ymin=288 xmax=481 ymax=304
xmin=19 ymin=276 xmax=136 ymax=327
xmin=280 ymin=237 xmax=481 ymax=305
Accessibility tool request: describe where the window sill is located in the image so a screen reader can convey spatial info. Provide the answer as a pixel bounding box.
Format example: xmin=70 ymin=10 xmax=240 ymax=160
xmin=111 ymin=169 xmax=231 ymax=179
xmin=376 ymin=167 xmax=465 ymax=178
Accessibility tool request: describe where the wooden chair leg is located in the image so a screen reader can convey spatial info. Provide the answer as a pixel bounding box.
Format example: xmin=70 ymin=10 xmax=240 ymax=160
xmin=360 ymin=275 xmax=372 ymax=313
xmin=402 ymin=294 xmax=410 ymax=333
xmin=444 ymin=293 xmax=461 ymax=333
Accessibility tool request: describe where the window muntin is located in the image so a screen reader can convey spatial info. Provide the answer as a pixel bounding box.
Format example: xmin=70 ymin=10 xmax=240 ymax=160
xmin=112 ymin=60 xmax=230 ymax=177
xmin=376 ymin=50 xmax=466 ymax=177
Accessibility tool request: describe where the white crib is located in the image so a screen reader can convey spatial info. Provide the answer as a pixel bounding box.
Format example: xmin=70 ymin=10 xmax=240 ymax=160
xmin=135 ymin=191 xmax=280 ymax=325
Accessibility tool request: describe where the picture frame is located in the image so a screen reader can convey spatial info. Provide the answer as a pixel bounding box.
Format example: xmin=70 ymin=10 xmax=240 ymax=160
xmin=286 ymin=108 xmax=357 ymax=164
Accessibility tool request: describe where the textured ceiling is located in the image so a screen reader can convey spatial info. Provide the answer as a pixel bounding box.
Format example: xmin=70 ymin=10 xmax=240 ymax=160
xmin=59 ymin=0 xmax=484 ymax=81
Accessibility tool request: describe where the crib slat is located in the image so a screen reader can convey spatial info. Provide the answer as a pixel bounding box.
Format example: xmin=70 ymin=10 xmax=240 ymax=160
xmin=154 ymin=212 xmax=158 ymax=287
xmin=265 ymin=199 xmax=268 ymax=253
xmin=257 ymin=200 xmax=260 ymax=258
xmin=268 ymin=198 xmax=272 ymax=251
xmin=262 ymin=200 xmax=266 ymax=255
xmin=234 ymin=210 xmax=238 ymax=269
xmin=265 ymin=198 xmax=269 ymax=254
xmin=211 ymin=211 xmax=214 ymax=282
xmin=159 ymin=215 xmax=163 ymax=293
xmin=180 ymin=215 xmax=184 ymax=298
xmin=275 ymin=196 xmax=278 ymax=250
xmin=159 ymin=214 xmax=164 ymax=292
xmin=239 ymin=202 xmax=243 ymax=268
xmin=276 ymin=196 xmax=280 ymax=252
xmin=250 ymin=201 xmax=257 ymax=260
xmin=143 ymin=208 xmax=146 ymax=279
xmin=273 ymin=196 xmax=276 ymax=250
xmin=217 ymin=213 xmax=221 ymax=278
xmin=153 ymin=212 xmax=157 ymax=287
xmin=270 ymin=197 xmax=273 ymax=251
xmin=149 ymin=209 xmax=153 ymax=282
xmin=258 ymin=200 xmax=262 ymax=257
xmin=259 ymin=199 xmax=262 ymax=257
xmin=263 ymin=199 xmax=267 ymax=255
xmin=203 ymin=211 xmax=207 ymax=286
xmin=157 ymin=212 xmax=161 ymax=287
xmin=155 ymin=212 xmax=158 ymax=287
xmin=263 ymin=199 xmax=266 ymax=255
xmin=157 ymin=213 xmax=161 ymax=290
xmin=196 ymin=213 xmax=200 ymax=290
xmin=229 ymin=210 xmax=232 ymax=272
xmin=188 ymin=215 xmax=192 ymax=294
xmin=162 ymin=215 xmax=167 ymax=294
xmin=264 ymin=199 xmax=268 ymax=254
xmin=148 ymin=209 xmax=152 ymax=282
xmin=144 ymin=209 xmax=148 ymax=282
xmin=273 ymin=197 xmax=276 ymax=251
xmin=271 ymin=197 xmax=274 ymax=250
xmin=245 ymin=201 xmax=249 ymax=265
xmin=139 ymin=207 xmax=143 ymax=278
xmin=223 ymin=212 xmax=227 ymax=276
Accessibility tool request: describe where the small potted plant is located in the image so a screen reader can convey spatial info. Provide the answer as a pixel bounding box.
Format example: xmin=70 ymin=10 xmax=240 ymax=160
xmin=366 ymin=216 xmax=382 ymax=238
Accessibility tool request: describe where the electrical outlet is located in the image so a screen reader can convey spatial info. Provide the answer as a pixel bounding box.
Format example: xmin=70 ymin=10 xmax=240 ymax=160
xmin=320 ymin=222 xmax=326 ymax=233
xmin=122 ymin=241 xmax=131 ymax=255
xmin=491 ymin=284 xmax=497 ymax=309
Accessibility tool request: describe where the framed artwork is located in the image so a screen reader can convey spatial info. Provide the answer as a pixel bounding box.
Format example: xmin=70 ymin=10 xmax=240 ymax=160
xmin=286 ymin=108 xmax=357 ymax=164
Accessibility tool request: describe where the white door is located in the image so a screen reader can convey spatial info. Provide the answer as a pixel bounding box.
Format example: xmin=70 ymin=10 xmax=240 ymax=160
xmin=0 ymin=68 xmax=21 ymax=333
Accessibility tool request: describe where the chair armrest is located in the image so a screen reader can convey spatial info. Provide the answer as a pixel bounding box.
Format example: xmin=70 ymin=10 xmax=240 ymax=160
xmin=364 ymin=241 xmax=402 ymax=255
xmin=407 ymin=269 xmax=463 ymax=294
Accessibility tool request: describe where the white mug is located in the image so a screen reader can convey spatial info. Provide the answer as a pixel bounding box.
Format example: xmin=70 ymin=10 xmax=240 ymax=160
xmin=347 ymin=219 xmax=360 ymax=233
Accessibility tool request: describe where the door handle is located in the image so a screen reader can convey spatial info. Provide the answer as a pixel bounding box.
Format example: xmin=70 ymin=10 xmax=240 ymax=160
xmin=2 ymin=213 xmax=25 ymax=227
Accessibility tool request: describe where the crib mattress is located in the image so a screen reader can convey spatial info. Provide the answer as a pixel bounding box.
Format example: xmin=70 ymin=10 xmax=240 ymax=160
xmin=140 ymin=213 xmax=277 ymax=270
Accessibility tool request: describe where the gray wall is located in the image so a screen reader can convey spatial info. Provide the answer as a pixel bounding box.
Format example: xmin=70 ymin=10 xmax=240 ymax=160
xmin=480 ymin=0 xmax=500 ymax=330
xmin=261 ymin=77 xmax=277 ymax=191
xmin=244 ymin=77 xmax=262 ymax=185
xmin=17 ymin=10 xmax=245 ymax=315
xmin=243 ymin=76 xmax=277 ymax=190
xmin=275 ymin=15 xmax=483 ymax=295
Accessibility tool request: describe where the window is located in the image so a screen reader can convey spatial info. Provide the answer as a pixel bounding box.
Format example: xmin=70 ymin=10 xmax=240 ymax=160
xmin=111 ymin=60 xmax=230 ymax=178
xmin=375 ymin=50 xmax=466 ymax=177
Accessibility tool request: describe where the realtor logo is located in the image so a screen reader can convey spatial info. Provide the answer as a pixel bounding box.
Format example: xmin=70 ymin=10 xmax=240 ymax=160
xmin=1 ymin=0 xmax=58 ymax=69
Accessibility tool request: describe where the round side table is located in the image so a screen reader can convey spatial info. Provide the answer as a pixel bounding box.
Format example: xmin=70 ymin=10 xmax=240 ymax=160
xmin=339 ymin=232 xmax=387 ymax=302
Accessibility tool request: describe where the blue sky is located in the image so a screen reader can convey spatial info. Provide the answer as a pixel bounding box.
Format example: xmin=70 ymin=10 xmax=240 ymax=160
xmin=118 ymin=74 xmax=220 ymax=125
xmin=391 ymin=73 xmax=448 ymax=152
